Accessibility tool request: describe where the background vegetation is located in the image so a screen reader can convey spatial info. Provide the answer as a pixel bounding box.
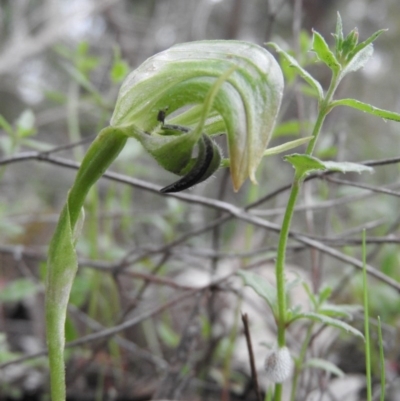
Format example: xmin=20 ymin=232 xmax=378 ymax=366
xmin=0 ymin=0 xmax=400 ymax=400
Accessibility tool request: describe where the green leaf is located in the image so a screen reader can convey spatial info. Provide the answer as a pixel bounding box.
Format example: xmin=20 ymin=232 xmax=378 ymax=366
xmin=0 ymin=278 xmax=39 ymax=302
xmin=110 ymin=59 xmax=129 ymax=84
xmin=317 ymin=286 xmax=332 ymax=305
xmin=286 ymin=275 xmax=303 ymax=294
xmin=330 ymin=98 xmax=400 ymax=122
xmin=291 ymin=312 xmax=365 ymax=340
xmin=112 ymin=40 xmax=284 ymax=191
xmin=304 ymin=358 xmax=344 ymax=377
xmin=237 ymin=270 xmax=277 ymax=314
xmin=334 ymin=12 xmax=344 ymax=52
xmin=341 ymin=28 xmax=359 ymax=58
xmin=0 ymin=114 xmax=13 ymax=135
xmin=342 ymin=44 xmax=373 ymax=76
xmin=268 ymin=42 xmax=323 ymax=101
xmin=16 ymin=109 xmax=36 ymax=138
xmin=284 ymin=154 xmax=326 ymax=179
xmin=110 ymin=46 xmax=129 ymax=84
xmin=302 ymin=282 xmax=318 ymax=309
xmin=319 ymin=304 xmax=362 ymax=319
xmin=285 ymin=154 xmax=374 ymax=179
xmin=321 ymin=161 xmax=373 ymax=174
xmin=311 ymin=30 xmax=341 ymax=73
xmin=349 ymin=29 xmax=387 ymax=61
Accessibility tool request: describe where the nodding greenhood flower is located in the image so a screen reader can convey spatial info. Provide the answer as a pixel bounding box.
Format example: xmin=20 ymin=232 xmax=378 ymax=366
xmin=45 ymin=40 xmax=284 ymax=401
xmin=264 ymin=346 xmax=294 ymax=383
xmin=110 ymin=40 xmax=284 ymax=191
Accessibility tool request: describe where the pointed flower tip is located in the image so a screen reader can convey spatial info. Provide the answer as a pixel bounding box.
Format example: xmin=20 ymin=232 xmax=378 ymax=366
xmin=264 ymin=346 xmax=294 ymax=383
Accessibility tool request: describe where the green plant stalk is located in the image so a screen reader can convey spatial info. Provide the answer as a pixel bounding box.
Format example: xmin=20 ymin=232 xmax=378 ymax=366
xmin=377 ymin=316 xmax=385 ymax=401
xmin=66 ymin=127 xmax=128 ymax=227
xmin=273 ymin=72 xmax=340 ymax=401
xmin=362 ymin=229 xmax=372 ymax=401
xmin=46 ymin=127 xmax=127 ymax=401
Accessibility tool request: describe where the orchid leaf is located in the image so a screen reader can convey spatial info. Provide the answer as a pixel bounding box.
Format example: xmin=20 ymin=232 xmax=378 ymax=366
xmin=237 ymin=270 xmax=277 ymax=315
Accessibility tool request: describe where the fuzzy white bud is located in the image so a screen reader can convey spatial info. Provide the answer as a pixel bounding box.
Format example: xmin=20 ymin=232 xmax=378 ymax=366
xmin=264 ymin=346 xmax=293 ymax=383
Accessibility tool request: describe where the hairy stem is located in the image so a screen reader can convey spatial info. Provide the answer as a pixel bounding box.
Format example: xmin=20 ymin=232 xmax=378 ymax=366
xmin=273 ymin=72 xmax=340 ymax=401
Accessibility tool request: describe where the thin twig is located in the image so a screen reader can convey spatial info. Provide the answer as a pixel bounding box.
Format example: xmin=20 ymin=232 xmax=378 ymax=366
xmin=1 ymin=152 xmax=400 ymax=290
xmin=325 ymin=176 xmax=400 ymax=197
xmin=0 ymin=269 xmax=237 ymax=370
xmin=241 ymin=313 xmax=262 ymax=401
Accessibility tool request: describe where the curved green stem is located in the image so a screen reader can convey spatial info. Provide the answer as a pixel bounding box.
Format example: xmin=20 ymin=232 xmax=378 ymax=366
xmin=46 ymin=127 xmax=127 ymax=401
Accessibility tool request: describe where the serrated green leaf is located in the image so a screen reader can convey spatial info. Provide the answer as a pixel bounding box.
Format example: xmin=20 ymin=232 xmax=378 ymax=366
xmin=237 ymin=270 xmax=277 ymax=314
xmin=311 ymin=30 xmax=341 ymax=73
xmin=285 ymin=154 xmax=374 ymax=178
xmin=268 ymin=42 xmax=323 ymax=101
xmin=284 ymin=154 xmax=326 ymax=178
xmin=330 ymin=99 xmax=400 ymax=122
xmin=304 ymin=358 xmax=344 ymax=377
xmin=322 ymin=161 xmax=373 ymax=174
xmin=292 ymin=312 xmax=364 ymax=340
xmin=342 ymin=44 xmax=373 ymax=76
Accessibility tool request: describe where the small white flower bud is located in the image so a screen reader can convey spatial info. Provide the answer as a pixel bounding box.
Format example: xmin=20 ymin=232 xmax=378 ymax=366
xmin=264 ymin=346 xmax=294 ymax=383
